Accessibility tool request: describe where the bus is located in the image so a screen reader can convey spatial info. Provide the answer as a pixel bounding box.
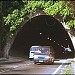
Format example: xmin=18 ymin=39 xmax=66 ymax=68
xmin=29 ymin=46 xmax=40 ymax=59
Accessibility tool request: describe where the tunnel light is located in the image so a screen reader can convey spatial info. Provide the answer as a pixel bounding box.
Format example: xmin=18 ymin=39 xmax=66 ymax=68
xmin=54 ymin=41 xmax=55 ymax=42
xmin=47 ymin=37 xmax=49 ymax=40
xmin=57 ymin=43 xmax=59 ymax=45
xmin=61 ymin=45 xmax=63 ymax=47
xmin=66 ymin=39 xmax=67 ymax=40
xmin=50 ymin=39 xmax=51 ymax=40
xmin=65 ymin=48 xmax=72 ymax=52
xmin=40 ymin=32 xmax=42 ymax=35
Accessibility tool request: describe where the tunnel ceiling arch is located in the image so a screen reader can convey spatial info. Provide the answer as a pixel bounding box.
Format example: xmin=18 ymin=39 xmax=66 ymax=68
xmin=9 ymin=15 xmax=74 ymax=58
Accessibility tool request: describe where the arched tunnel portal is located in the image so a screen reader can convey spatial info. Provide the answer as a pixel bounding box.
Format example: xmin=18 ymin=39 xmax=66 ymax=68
xmin=9 ymin=15 xmax=74 ymax=59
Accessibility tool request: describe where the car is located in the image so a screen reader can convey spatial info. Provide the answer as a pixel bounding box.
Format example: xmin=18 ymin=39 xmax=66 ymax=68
xmin=33 ymin=46 xmax=55 ymax=64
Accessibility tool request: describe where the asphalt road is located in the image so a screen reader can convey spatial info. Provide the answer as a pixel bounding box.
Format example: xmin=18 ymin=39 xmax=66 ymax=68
xmin=0 ymin=59 xmax=70 ymax=74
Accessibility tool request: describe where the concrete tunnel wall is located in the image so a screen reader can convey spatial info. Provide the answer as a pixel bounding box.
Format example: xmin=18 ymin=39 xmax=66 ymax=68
xmin=9 ymin=15 xmax=74 ymax=59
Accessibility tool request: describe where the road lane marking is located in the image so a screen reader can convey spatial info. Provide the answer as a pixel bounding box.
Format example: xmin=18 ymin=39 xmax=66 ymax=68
xmin=52 ymin=60 xmax=67 ymax=74
xmin=52 ymin=64 xmax=62 ymax=74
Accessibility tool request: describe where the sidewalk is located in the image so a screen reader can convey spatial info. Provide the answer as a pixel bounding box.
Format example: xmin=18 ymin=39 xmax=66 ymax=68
xmin=70 ymin=58 xmax=75 ymax=74
xmin=61 ymin=58 xmax=75 ymax=74
xmin=0 ymin=57 xmax=26 ymax=64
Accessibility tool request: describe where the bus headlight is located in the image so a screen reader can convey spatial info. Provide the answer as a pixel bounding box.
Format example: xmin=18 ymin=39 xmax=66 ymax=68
xmin=45 ymin=56 xmax=50 ymax=58
xmin=34 ymin=55 xmax=38 ymax=58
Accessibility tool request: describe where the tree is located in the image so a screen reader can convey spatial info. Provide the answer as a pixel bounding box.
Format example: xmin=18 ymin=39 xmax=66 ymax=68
xmin=0 ymin=0 xmax=24 ymax=57
xmin=1 ymin=0 xmax=75 ymax=57
xmin=4 ymin=1 xmax=75 ymax=37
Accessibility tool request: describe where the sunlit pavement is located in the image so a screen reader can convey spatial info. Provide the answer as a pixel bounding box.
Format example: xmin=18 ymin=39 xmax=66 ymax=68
xmin=54 ymin=59 xmax=69 ymax=63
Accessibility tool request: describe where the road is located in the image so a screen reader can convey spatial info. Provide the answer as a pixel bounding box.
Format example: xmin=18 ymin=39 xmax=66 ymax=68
xmin=0 ymin=59 xmax=70 ymax=74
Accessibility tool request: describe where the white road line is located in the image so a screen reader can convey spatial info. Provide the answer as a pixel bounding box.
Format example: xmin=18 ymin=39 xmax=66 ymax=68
xmin=52 ymin=60 xmax=67 ymax=74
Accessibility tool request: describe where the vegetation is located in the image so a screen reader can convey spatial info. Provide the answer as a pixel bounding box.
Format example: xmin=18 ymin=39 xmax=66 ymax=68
xmin=0 ymin=0 xmax=75 ymax=51
xmin=64 ymin=69 xmax=73 ymax=74
xmin=3 ymin=1 xmax=75 ymax=35
xmin=63 ymin=65 xmax=73 ymax=74
xmin=2 ymin=1 xmax=75 ymax=37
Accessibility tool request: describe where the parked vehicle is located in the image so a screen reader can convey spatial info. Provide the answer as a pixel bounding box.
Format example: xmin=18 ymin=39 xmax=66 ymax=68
xmin=33 ymin=46 xmax=55 ymax=64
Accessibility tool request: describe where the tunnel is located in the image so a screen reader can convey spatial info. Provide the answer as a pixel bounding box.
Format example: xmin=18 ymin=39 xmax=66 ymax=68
xmin=9 ymin=15 xmax=74 ymax=59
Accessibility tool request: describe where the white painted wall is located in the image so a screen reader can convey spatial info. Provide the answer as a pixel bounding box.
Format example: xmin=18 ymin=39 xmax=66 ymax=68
xmin=68 ymin=31 xmax=75 ymax=49
xmin=62 ymin=22 xmax=75 ymax=49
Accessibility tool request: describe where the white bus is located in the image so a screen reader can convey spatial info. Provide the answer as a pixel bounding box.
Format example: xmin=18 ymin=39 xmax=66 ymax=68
xmin=29 ymin=46 xmax=40 ymax=59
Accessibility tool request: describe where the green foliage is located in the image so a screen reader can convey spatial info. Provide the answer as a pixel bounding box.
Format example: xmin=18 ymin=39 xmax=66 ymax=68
xmin=64 ymin=69 xmax=73 ymax=74
xmin=59 ymin=1 xmax=72 ymax=18
xmin=4 ymin=9 xmax=24 ymax=34
xmin=4 ymin=1 xmax=45 ymax=37
xmin=44 ymin=1 xmax=72 ymax=17
xmin=4 ymin=1 xmax=75 ymax=37
xmin=66 ymin=19 xmax=75 ymax=28
xmin=44 ymin=1 xmax=59 ymax=15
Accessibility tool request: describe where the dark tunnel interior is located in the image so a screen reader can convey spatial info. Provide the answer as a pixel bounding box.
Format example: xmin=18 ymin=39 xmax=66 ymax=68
xmin=9 ymin=15 xmax=74 ymax=59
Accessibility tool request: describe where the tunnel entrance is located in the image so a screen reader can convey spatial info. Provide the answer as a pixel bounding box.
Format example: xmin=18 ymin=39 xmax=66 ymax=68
xmin=9 ymin=15 xmax=74 ymax=59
